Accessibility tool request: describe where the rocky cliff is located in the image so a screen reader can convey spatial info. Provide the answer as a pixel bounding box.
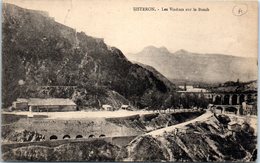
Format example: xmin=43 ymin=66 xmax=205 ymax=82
xmin=121 ymin=114 xmax=256 ymax=162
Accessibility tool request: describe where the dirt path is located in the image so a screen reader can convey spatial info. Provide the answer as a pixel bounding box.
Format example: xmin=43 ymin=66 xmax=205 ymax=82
xmin=147 ymin=111 xmax=213 ymax=136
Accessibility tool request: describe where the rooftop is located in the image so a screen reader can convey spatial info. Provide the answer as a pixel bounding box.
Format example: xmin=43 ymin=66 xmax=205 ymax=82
xmin=27 ymin=98 xmax=76 ymax=106
xmin=102 ymin=105 xmax=112 ymax=108
xmin=178 ymin=85 xmax=209 ymax=93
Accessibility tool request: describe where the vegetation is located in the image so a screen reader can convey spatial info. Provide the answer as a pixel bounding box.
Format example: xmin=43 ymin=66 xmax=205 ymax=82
xmin=179 ymin=93 xmax=209 ymax=109
xmin=2 ymin=4 xmax=175 ymax=109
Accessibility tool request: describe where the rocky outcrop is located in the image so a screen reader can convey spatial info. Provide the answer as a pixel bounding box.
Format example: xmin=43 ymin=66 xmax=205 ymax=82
xmin=106 ymin=111 xmax=204 ymax=132
xmin=2 ymin=140 xmax=120 ymax=161
xmin=121 ymin=114 xmax=256 ymax=162
xmin=2 ymin=112 xmax=256 ymax=162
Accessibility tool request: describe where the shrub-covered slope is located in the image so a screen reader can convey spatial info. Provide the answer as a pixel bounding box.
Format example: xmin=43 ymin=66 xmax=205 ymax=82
xmin=2 ymin=3 xmax=175 ymax=108
xmin=122 ymin=114 xmax=256 ymax=162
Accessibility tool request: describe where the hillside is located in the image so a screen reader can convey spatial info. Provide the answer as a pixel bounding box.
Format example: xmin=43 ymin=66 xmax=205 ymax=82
xmin=210 ymin=80 xmax=257 ymax=93
xmin=121 ymin=114 xmax=256 ymax=162
xmin=2 ymin=3 xmax=175 ymax=108
xmin=2 ymin=113 xmax=256 ymax=161
xmin=133 ymin=62 xmax=176 ymax=91
xmin=127 ymin=46 xmax=257 ymax=83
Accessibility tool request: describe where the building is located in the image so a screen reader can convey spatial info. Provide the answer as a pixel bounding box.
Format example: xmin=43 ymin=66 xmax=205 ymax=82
xmin=102 ymin=105 xmax=114 ymax=111
xmin=12 ymin=98 xmax=29 ymax=111
xmin=177 ymin=85 xmax=209 ymax=99
xmin=178 ymin=85 xmax=209 ymax=93
xmin=228 ymin=122 xmax=242 ymax=132
xmin=120 ymin=105 xmax=131 ymax=110
xmin=12 ymin=98 xmax=77 ymax=112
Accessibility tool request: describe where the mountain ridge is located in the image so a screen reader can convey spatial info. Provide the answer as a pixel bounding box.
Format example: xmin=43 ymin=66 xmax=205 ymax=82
xmin=133 ymin=46 xmax=256 ymax=59
xmin=127 ymin=46 xmax=257 ymax=83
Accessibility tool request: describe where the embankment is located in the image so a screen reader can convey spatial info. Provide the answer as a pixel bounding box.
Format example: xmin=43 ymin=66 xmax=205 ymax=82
xmin=2 ymin=111 xmax=204 ymax=142
xmin=106 ymin=110 xmax=205 ymax=131
xmin=2 ymin=112 xmax=256 ymax=162
xmin=2 ymin=139 xmax=121 ymax=161
xmin=121 ymin=113 xmax=257 ymax=162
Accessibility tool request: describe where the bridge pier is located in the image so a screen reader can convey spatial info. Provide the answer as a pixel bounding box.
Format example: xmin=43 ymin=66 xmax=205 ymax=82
xmin=237 ymin=95 xmax=240 ymax=105
xmin=212 ymin=93 xmax=255 ymax=105
xmin=214 ymin=105 xmax=240 ymax=115
xmin=229 ymin=96 xmax=232 ymax=105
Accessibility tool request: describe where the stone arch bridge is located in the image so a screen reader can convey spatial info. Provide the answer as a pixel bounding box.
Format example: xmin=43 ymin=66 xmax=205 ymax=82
xmin=209 ymin=93 xmax=257 ymax=105
xmin=179 ymin=91 xmax=257 ymax=115
xmin=206 ymin=92 xmax=257 ymax=115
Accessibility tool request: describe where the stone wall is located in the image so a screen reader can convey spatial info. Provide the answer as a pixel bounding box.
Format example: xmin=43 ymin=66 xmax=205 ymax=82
xmin=13 ymin=118 xmax=143 ymax=140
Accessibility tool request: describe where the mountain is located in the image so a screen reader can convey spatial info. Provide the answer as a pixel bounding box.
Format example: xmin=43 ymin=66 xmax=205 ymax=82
xmin=132 ymin=62 xmax=176 ymax=91
xmin=2 ymin=3 xmax=175 ymax=108
xmin=127 ymin=46 xmax=258 ymax=83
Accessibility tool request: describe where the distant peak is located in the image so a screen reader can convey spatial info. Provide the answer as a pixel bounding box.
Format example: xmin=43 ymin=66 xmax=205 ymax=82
xmin=174 ymin=49 xmax=189 ymax=55
xmin=142 ymin=46 xmax=170 ymax=54
xmin=159 ymin=46 xmax=170 ymax=53
xmin=177 ymin=49 xmax=188 ymax=53
xmin=143 ymin=45 xmax=157 ymax=50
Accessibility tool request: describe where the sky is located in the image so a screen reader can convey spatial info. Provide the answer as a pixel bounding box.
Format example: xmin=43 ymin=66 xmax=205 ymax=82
xmin=4 ymin=0 xmax=258 ymax=58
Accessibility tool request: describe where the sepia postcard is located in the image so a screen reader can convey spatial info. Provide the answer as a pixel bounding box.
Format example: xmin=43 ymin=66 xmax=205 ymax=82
xmin=1 ymin=0 xmax=258 ymax=162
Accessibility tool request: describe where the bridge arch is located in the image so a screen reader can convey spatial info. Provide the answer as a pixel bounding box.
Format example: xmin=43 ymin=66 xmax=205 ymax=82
xmin=239 ymin=94 xmax=245 ymax=104
xmin=214 ymin=95 xmax=222 ymax=105
xmin=99 ymin=134 xmax=106 ymax=138
xmin=231 ymin=95 xmax=238 ymax=105
xmin=247 ymin=94 xmax=253 ymax=103
xmin=76 ymin=135 xmax=83 ymax=139
xmin=225 ymin=107 xmax=238 ymax=114
xmin=63 ymin=135 xmax=71 ymax=139
xmin=50 ymin=135 xmax=58 ymax=140
xmin=223 ymin=95 xmax=230 ymax=105
xmin=216 ymin=106 xmax=224 ymax=113
xmin=89 ymin=134 xmax=95 ymax=138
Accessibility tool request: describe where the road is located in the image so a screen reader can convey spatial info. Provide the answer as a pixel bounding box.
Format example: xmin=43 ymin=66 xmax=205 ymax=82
xmin=147 ymin=111 xmax=213 ymax=136
xmin=2 ymin=109 xmax=201 ymax=119
xmin=3 ymin=110 xmax=152 ymax=119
